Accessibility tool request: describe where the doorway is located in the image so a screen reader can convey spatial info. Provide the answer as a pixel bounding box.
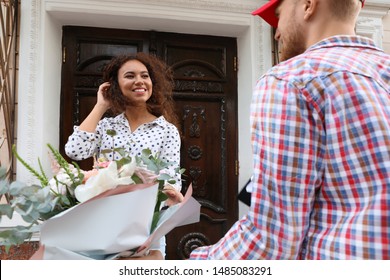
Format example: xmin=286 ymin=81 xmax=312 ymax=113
xmin=60 ymin=26 xmax=238 ymax=259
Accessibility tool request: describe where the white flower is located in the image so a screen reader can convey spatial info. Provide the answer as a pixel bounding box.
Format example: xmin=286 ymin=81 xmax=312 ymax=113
xmin=74 ymin=161 xmax=134 ymax=203
xmin=118 ymin=157 xmax=137 ymax=178
xmin=48 ymin=173 xmax=73 ymax=195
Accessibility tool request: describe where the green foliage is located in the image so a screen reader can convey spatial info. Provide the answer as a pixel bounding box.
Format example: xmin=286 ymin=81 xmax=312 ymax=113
xmin=12 ymin=144 xmax=48 ymax=186
xmin=47 ymin=143 xmax=84 ymax=184
xmin=100 ymin=135 xmax=185 ymax=234
xmin=1 ymin=132 xmax=185 ymax=253
xmin=0 ymin=144 xmax=85 ymax=251
xmin=0 ymin=167 xmax=57 ymax=252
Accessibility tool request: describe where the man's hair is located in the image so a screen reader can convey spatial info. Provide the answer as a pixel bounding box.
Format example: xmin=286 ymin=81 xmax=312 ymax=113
xmin=327 ymin=0 xmax=361 ymax=20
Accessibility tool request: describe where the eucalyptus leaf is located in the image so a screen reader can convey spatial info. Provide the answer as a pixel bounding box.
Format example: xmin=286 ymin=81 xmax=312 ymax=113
xmin=8 ymin=181 xmax=29 ymax=196
xmin=0 ymin=228 xmax=34 ymax=252
xmin=58 ymin=194 xmax=71 ymax=206
xmin=0 ymin=180 xmax=9 ymax=195
xmin=143 ymin=159 xmax=159 ymax=173
xmin=0 ymin=204 xmax=14 ymax=219
xmin=0 ymin=167 xmax=7 ymax=178
xmin=158 ymin=173 xmax=172 ymax=181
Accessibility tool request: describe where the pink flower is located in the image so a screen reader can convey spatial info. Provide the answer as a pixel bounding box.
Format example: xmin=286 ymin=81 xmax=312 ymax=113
xmin=82 ymin=169 xmax=99 ymax=183
xmin=93 ymin=157 xmax=112 ymax=169
xmin=95 ymin=161 xmax=111 ymax=169
xmin=48 ymin=152 xmax=61 ymax=175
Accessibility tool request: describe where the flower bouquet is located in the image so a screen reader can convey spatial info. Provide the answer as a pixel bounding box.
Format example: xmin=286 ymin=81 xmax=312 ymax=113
xmin=0 ymin=144 xmax=200 ymax=259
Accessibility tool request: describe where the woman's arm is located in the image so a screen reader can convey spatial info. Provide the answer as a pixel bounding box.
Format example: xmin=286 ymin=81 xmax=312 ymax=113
xmin=65 ymin=82 xmax=111 ymax=160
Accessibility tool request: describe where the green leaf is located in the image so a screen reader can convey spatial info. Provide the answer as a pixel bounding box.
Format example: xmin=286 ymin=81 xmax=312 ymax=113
xmin=150 ymin=211 xmax=161 ymax=234
xmin=100 ymin=149 xmax=113 ymax=155
xmin=114 ymin=148 xmax=128 ymax=158
xmin=157 ymin=173 xmax=172 ymax=181
xmin=58 ymin=194 xmax=71 ymax=206
xmin=116 ymin=157 xmax=131 ymax=169
xmin=142 ymin=157 xmax=159 ymax=173
xmin=73 ymin=162 xmax=85 ymax=182
xmin=106 ymin=129 xmax=117 ymax=136
xmin=37 ymin=158 xmax=48 ymax=183
xmin=141 ymin=148 xmax=152 ymax=157
xmin=0 ymin=167 xmax=7 ymax=179
xmin=177 ymin=168 xmax=186 ymax=175
xmin=8 ymin=181 xmax=28 ymax=196
xmin=12 ymin=144 xmax=48 ymax=186
xmin=131 ymin=174 xmax=143 ymax=184
xmin=0 ymin=180 xmax=9 ymax=195
xmin=157 ymin=191 xmax=168 ymax=202
xmin=0 ymin=227 xmax=35 ymax=250
xmin=0 ymin=204 xmax=14 ymax=219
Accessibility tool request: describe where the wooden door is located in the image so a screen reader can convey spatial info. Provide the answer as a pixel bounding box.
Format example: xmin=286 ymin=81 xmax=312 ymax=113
xmin=60 ymin=26 xmax=238 ymax=259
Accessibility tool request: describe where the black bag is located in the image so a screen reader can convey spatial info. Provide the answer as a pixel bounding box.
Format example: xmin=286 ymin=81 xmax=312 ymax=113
xmin=238 ymin=179 xmax=252 ymax=206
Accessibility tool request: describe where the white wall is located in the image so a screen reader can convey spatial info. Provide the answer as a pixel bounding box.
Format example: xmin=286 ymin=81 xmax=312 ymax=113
xmin=383 ymin=10 xmax=390 ymax=53
xmin=17 ymin=0 xmax=62 ymax=185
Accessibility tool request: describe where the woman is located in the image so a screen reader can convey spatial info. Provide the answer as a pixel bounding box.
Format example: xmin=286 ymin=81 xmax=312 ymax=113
xmin=65 ymin=52 xmax=183 ymax=259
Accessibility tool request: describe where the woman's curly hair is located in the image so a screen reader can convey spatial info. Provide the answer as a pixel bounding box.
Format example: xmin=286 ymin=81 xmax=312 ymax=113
xmin=102 ymin=52 xmax=179 ymax=129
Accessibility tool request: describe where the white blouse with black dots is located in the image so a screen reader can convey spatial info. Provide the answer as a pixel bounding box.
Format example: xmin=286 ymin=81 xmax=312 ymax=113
xmin=65 ymin=113 xmax=182 ymax=190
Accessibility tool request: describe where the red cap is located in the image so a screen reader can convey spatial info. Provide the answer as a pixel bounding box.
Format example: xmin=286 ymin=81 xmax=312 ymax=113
xmin=251 ymin=0 xmax=365 ymax=28
xmin=251 ymin=0 xmax=280 ymax=28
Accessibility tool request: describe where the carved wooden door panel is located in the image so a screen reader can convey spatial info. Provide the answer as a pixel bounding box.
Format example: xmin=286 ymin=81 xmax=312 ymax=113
xmin=157 ymin=32 xmax=238 ymax=259
xmin=60 ymin=26 xmax=238 ymax=259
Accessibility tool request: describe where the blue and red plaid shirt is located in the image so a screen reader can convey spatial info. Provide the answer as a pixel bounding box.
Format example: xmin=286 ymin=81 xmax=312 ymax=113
xmin=190 ymin=35 xmax=390 ymax=259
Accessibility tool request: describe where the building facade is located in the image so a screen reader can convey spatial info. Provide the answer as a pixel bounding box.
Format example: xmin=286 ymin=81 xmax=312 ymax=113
xmin=14 ymin=0 xmax=390 ymax=216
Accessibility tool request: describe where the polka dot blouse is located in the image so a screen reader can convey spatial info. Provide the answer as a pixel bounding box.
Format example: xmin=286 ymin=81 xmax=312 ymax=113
xmin=65 ymin=113 xmax=181 ymax=190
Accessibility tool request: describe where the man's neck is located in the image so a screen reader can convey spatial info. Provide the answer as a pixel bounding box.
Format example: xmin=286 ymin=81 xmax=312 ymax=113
xmin=305 ymin=20 xmax=356 ymax=49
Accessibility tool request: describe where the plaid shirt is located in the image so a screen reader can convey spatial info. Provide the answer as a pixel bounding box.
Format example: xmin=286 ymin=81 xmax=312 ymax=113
xmin=190 ymin=36 xmax=390 ymax=259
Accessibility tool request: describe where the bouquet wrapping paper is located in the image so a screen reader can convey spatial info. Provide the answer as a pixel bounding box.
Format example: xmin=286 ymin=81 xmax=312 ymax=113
xmin=30 ymin=183 xmax=200 ymax=260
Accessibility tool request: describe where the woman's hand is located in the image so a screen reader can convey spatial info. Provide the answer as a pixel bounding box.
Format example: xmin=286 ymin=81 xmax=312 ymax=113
xmin=78 ymin=82 xmax=111 ymax=132
xmin=96 ymin=82 xmax=111 ymax=112
xmin=163 ymin=184 xmax=184 ymax=207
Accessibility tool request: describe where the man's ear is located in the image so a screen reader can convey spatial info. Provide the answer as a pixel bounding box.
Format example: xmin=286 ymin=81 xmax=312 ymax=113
xmin=303 ymin=0 xmax=318 ymax=21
